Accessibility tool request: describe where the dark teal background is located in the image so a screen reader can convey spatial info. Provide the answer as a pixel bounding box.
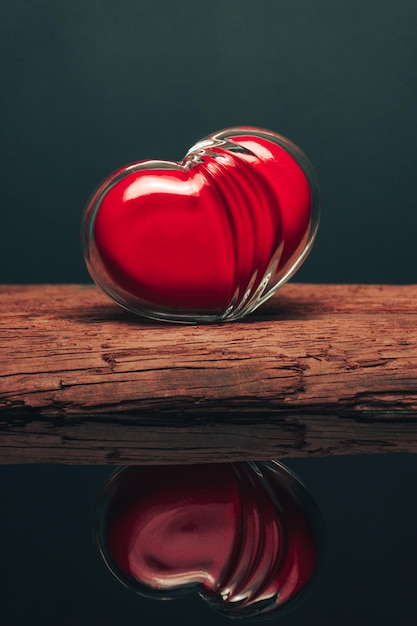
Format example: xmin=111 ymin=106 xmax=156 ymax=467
xmin=1 ymin=1 xmax=417 ymax=624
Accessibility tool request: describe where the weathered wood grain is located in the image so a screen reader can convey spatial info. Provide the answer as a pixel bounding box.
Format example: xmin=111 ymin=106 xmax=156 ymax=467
xmin=1 ymin=284 xmax=416 ymax=464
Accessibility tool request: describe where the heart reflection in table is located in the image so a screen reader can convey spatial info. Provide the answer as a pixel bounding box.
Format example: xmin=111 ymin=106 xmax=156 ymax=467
xmin=94 ymin=460 xmax=324 ymax=620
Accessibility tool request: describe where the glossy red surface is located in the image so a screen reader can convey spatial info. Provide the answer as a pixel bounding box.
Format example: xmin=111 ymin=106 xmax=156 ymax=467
xmin=106 ymin=465 xmax=239 ymax=591
xmin=89 ymin=129 xmax=312 ymax=316
xmin=100 ymin=462 xmax=319 ymax=618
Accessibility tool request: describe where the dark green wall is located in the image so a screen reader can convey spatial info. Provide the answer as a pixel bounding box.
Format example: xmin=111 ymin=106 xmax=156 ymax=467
xmin=1 ymin=1 xmax=417 ymax=624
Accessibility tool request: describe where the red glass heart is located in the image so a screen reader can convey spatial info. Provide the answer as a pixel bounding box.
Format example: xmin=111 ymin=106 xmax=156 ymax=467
xmin=82 ymin=127 xmax=320 ymax=322
xmin=95 ymin=461 xmax=323 ymax=620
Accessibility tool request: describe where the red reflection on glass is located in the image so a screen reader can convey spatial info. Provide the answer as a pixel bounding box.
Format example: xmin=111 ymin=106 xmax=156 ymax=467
xmin=95 ymin=461 xmax=322 ymax=620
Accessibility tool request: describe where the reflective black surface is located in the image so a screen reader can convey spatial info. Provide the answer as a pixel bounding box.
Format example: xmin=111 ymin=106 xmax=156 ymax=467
xmin=1 ymin=456 xmax=417 ymax=625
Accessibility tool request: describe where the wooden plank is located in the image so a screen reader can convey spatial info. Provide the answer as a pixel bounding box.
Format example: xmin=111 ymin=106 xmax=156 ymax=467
xmin=1 ymin=284 xmax=416 ymax=464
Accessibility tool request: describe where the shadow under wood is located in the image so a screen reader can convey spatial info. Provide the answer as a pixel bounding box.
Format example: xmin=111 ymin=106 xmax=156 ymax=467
xmin=53 ymin=303 xmax=160 ymax=326
xmin=53 ymin=294 xmax=322 ymax=327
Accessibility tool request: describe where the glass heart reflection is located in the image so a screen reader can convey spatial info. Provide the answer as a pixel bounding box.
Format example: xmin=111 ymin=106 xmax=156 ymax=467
xmin=82 ymin=127 xmax=320 ymax=323
xmin=94 ymin=461 xmax=323 ymax=620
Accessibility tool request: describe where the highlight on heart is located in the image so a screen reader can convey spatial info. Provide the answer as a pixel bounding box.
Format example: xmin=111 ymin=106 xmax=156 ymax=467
xmin=81 ymin=127 xmax=320 ymax=323
xmin=94 ymin=461 xmax=324 ymax=620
